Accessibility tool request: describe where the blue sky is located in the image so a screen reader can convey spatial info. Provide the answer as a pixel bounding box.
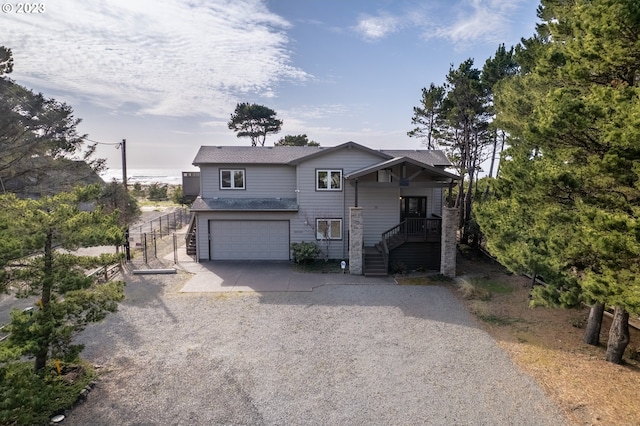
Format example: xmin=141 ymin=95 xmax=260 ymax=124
xmin=2 ymin=0 xmax=539 ymax=171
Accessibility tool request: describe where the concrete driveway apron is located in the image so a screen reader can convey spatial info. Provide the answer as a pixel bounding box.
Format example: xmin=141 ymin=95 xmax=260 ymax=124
xmin=177 ymin=260 xmax=396 ymax=292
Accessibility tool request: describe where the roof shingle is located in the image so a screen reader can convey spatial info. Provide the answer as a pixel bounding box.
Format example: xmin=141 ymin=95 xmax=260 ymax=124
xmin=192 ymin=142 xmax=452 ymax=167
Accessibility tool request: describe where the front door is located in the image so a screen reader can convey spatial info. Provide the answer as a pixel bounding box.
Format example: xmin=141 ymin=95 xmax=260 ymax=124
xmin=400 ymin=197 xmax=427 ymax=220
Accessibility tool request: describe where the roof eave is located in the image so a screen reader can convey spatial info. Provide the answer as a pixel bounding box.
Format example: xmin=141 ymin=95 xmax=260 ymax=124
xmin=287 ymin=141 xmax=392 ymax=165
xmin=345 ymin=157 xmax=460 ymax=180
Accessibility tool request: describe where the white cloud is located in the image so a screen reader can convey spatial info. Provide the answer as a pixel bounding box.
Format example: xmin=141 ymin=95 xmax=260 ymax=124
xmin=426 ymin=0 xmax=523 ymax=46
xmin=3 ymin=0 xmax=310 ymax=118
xmin=354 ymin=13 xmax=403 ymax=41
xmin=353 ymin=0 xmax=523 ymax=47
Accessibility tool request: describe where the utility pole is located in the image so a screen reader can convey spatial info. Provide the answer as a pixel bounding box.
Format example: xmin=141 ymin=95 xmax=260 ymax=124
xmin=121 ymin=139 xmax=131 ymax=261
xmin=121 ymin=138 xmax=128 ymax=189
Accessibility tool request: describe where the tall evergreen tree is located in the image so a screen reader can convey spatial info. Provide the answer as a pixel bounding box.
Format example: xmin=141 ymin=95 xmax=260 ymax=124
xmin=482 ymin=44 xmax=518 ymax=179
xmin=408 ymin=83 xmax=446 ymax=149
xmin=0 ymin=47 xmax=105 ymax=197
xmin=477 ymin=0 xmax=640 ymax=364
xmin=409 ymin=60 xmax=491 ymax=244
xmin=441 ymin=59 xmax=491 ymax=243
xmin=227 ymin=103 xmax=283 ymax=146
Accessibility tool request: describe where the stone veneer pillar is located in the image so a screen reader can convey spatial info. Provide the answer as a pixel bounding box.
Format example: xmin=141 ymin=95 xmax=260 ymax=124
xmin=440 ymin=207 xmax=458 ymax=278
xmin=349 ymin=207 xmax=363 ymax=275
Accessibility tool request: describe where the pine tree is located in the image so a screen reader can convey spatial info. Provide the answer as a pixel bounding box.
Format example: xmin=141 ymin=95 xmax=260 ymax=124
xmin=0 ymin=185 xmax=125 ymax=372
xmin=477 ymin=0 xmax=640 ymax=364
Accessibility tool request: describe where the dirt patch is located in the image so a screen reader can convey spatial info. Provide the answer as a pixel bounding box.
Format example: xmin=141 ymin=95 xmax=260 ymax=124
xmin=452 ymin=251 xmax=640 ymax=425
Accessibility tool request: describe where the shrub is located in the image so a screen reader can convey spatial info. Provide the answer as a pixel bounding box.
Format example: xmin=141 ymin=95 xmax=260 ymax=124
xmin=291 ymin=242 xmax=321 ymax=264
xmin=391 ymin=261 xmax=407 ymax=275
xmin=148 ymin=183 xmax=168 ymax=201
xmin=0 ymin=360 xmax=95 ymax=424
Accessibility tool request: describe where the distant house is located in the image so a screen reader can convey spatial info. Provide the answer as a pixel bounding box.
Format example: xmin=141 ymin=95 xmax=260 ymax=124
xmin=186 ymin=141 xmax=459 ymax=276
xmin=181 ymin=171 xmax=200 ymax=202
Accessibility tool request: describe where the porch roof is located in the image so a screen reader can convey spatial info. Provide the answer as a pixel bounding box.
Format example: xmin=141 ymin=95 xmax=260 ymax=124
xmin=344 ymin=157 xmax=460 ymax=181
xmin=191 ymin=197 xmax=298 ymax=212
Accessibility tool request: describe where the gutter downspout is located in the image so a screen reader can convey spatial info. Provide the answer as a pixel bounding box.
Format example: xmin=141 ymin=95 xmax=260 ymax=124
xmin=343 ymin=177 xmax=347 ymax=259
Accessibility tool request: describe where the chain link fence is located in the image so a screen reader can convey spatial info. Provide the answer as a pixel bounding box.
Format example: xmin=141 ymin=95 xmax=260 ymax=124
xmin=128 ymin=208 xmax=193 ymax=267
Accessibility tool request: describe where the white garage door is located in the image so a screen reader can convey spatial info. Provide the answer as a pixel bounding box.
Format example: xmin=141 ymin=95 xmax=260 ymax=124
xmin=209 ymin=220 xmax=290 ymax=260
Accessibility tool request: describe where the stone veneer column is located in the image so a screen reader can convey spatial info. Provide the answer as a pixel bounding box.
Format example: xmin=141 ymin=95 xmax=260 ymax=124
xmin=440 ymin=207 xmax=458 ymax=278
xmin=349 ymin=207 xmax=363 ymax=275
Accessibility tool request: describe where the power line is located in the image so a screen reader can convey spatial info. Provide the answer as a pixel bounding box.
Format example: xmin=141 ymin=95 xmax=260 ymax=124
xmin=85 ymin=138 xmax=121 ymax=146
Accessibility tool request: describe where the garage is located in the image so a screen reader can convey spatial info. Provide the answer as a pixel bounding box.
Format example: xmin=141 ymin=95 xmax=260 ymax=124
xmin=209 ymin=220 xmax=290 ymax=260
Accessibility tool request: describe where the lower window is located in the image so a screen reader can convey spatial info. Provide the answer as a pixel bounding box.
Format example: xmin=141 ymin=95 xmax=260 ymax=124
xmin=316 ymin=218 xmax=342 ymax=240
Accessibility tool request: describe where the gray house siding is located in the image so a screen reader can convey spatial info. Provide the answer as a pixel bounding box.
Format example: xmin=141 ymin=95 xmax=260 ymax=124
xmin=200 ymin=164 xmax=296 ymax=198
xmin=356 ymin=183 xmax=400 ymax=246
xmin=290 ymin=147 xmax=385 ymax=260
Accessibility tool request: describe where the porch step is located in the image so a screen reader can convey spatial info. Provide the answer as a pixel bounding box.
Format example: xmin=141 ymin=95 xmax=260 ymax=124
xmin=186 ymin=221 xmax=197 ymax=255
xmin=364 ymin=246 xmax=387 ymax=276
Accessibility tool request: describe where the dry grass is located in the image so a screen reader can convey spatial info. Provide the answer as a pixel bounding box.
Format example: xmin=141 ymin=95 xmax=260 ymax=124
xmin=454 ymin=252 xmax=640 ymax=425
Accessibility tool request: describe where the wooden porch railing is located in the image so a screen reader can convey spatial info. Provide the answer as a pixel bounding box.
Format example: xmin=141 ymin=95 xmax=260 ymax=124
xmin=185 ymin=214 xmax=197 ymax=256
xmin=381 ymin=238 xmax=389 ymax=273
xmin=382 ymin=218 xmax=442 ymax=249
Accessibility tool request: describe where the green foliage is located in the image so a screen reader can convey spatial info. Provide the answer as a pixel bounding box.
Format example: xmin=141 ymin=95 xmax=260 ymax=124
xmin=100 ymin=180 xmax=141 ymax=226
xmin=407 ymin=83 xmax=446 ymax=149
xmin=131 ymin=182 xmax=145 ymax=198
xmin=227 ymin=102 xmax=283 ymax=146
xmin=171 ymin=185 xmax=191 ymax=206
xmin=147 ymin=183 xmax=168 ymax=201
xmin=0 ymin=187 xmax=126 ymax=372
xmin=290 ymin=242 xmax=321 ymax=264
xmin=0 ymin=360 xmax=95 ymax=425
xmin=477 ymin=0 xmax=640 ymax=325
xmin=0 ymin=46 xmax=105 ymax=196
xmin=0 ymin=46 xmax=13 ymax=76
xmin=274 ymin=134 xmax=319 ymax=146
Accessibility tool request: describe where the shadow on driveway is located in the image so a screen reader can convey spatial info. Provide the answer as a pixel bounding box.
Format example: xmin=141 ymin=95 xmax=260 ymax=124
xmin=178 ymin=260 xmax=396 ymax=292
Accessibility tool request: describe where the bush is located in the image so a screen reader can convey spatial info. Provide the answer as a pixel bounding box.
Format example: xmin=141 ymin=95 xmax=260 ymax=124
xmin=171 ymin=186 xmax=192 ymax=206
xmin=291 ymin=242 xmax=321 ymax=264
xmin=0 ymin=360 xmax=95 ymax=424
xmin=148 ymin=183 xmax=168 ymax=201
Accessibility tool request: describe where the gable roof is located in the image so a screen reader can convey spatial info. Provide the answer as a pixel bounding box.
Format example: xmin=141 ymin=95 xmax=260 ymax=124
xmin=192 ymin=141 xmax=452 ymax=167
xmin=192 ymin=145 xmax=320 ymax=165
xmin=286 ymin=141 xmax=391 ymax=165
xmin=380 ymin=150 xmax=450 ymax=167
xmin=345 ymin=156 xmax=459 ymax=180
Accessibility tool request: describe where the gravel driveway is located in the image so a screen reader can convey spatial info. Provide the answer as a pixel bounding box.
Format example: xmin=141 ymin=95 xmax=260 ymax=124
xmin=65 ymin=271 xmax=567 ymax=425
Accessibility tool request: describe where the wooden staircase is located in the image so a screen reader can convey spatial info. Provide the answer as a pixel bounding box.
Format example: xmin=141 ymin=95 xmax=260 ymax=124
xmin=364 ymin=218 xmax=443 ymax=276
xmin=364 ymin=246 xmax=387 ymax=276
xmin=186 ymin=215 xmax=197 ymax=256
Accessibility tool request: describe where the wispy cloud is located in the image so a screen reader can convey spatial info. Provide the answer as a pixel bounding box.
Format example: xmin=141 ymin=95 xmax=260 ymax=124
xmin=353 ymin=12 xmax=403 ymax=41
xmin=430 ymin=0 xmax=523 ymax=46
xmin=3 ymin=0 xmax=309 ymax=118
xmin=353 ymin=0 xmax=523 ymax=47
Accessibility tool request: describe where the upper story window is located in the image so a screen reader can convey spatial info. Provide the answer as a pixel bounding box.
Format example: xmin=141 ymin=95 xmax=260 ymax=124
xmin=220 ymin=169 xmax=245 ymax=189
xmin=316 ymin=169 xmax=342 ymax=191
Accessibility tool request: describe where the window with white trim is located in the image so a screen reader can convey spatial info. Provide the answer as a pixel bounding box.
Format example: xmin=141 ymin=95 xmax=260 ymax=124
xmin=316 ymin=169 xmax=342 ymax=191
xmin=316 ymin=219 xmax=342 ymax=240
xmin=220 ymin=169 xmax=245 ymax=189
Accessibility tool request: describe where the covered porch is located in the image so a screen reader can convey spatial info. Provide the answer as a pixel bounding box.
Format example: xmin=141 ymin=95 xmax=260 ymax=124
xmin=344 ymin=156 xmax=459 ymax=276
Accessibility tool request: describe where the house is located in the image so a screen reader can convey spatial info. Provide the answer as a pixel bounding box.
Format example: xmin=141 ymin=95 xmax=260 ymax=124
xmin=186 ymin=141 xmax=459 ymax=276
